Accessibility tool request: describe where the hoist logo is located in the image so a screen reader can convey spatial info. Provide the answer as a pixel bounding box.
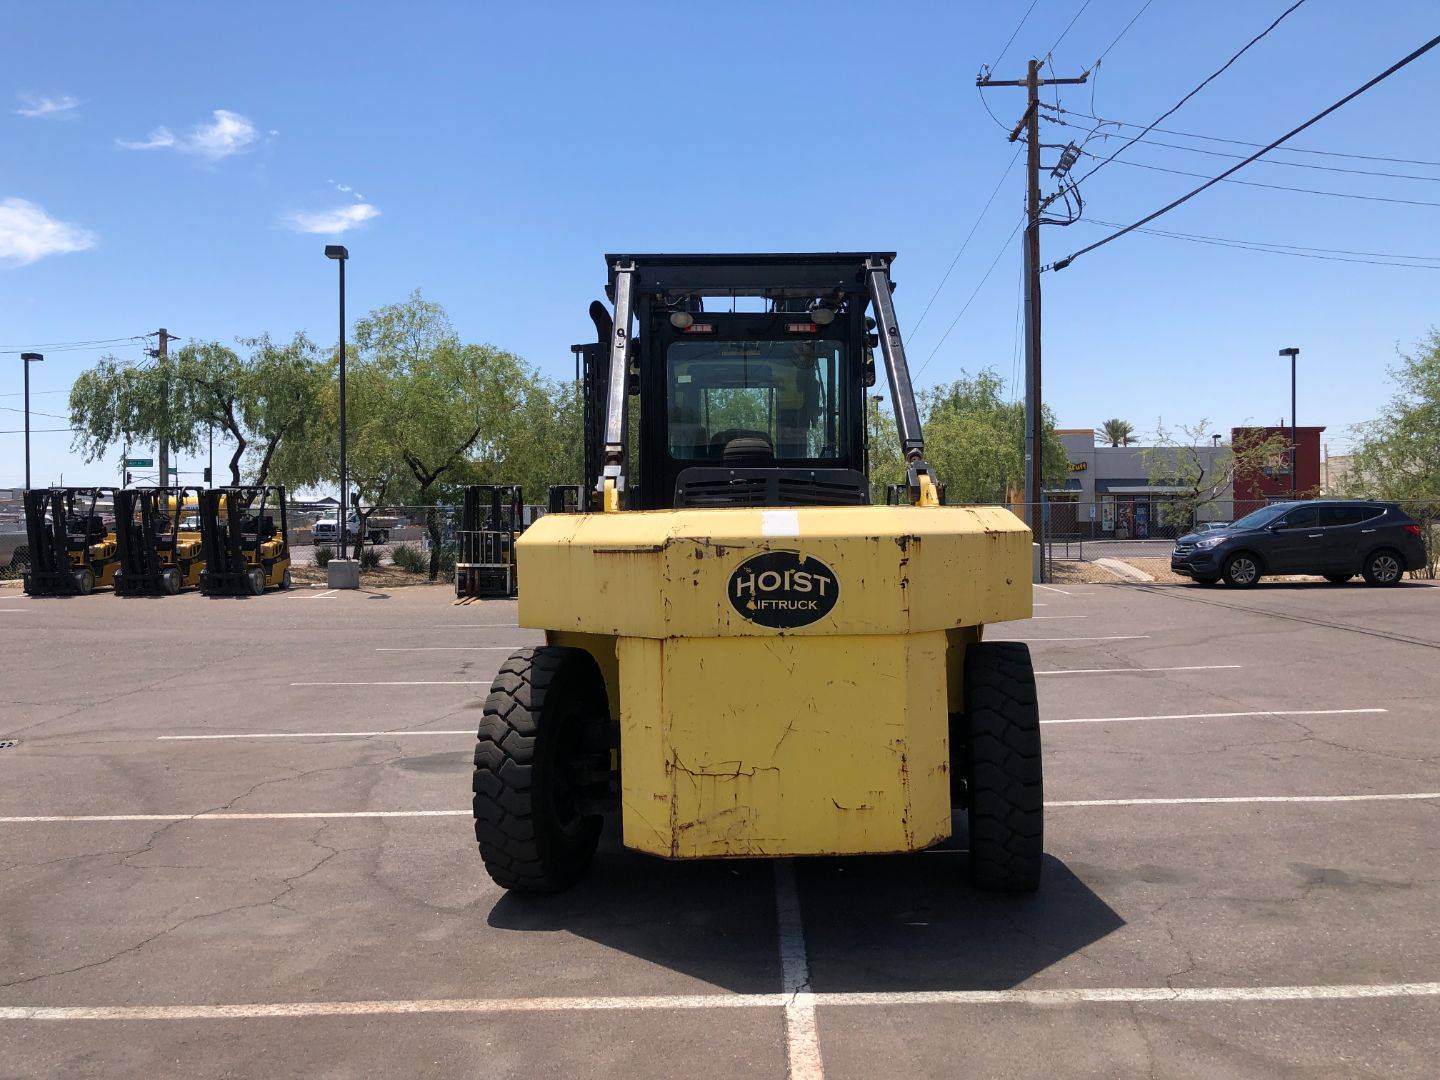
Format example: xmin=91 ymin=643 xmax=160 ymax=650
xmin=727 ymin=551 xmax=839 ymax=628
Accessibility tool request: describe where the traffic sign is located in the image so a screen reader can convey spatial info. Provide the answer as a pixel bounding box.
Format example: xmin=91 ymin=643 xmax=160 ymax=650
xmin=125 ymin=457 xmax=153 ymax=468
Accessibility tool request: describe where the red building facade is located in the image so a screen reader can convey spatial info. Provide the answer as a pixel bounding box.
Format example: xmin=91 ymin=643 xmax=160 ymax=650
xmin=1232 ymin=425 xmax=1325 ymax=516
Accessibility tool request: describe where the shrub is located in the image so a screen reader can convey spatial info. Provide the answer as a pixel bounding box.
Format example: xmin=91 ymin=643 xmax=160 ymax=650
xmin=359 ymin=546 xmax=382 ymax=569
xmin=436 ymin=543 xmax=457 ymax=582
xmin=314 ymin=545 xmax=334 ymax=567
xmin=391 ymin=543 xmax=426 ymax=574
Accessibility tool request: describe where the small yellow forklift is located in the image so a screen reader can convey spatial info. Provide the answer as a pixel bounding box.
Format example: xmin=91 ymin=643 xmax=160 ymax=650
xmin=198 ymin=486 xmax=292 ymax=595
xmin=113 ymin=487 xmax=205 ymax=595
xmin=21 ymin=487 xmax=120 ymax=595
xmin=473 ymin=254 xmax=1040 ymax=894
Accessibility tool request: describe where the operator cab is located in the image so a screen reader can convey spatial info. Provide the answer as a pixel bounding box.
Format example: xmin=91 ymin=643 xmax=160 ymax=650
xmin=574 ymin=253 xmax=935 ymax=512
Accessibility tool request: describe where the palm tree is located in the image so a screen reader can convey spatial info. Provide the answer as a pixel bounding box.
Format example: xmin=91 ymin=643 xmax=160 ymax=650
xmin=1098 ymin=418 xmax=1135 ymax=447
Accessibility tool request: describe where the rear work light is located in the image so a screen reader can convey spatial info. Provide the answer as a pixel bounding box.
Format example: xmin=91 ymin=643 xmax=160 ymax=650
xmin=1404 ymin=523 xmax=1422 ymax=537
xmin=785 ymin=322 xmax=818 ymax=333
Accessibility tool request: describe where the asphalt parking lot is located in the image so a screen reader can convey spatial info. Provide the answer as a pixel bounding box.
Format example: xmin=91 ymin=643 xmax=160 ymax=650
xmin=2 ymin=577 xmax=1439 ymax=1078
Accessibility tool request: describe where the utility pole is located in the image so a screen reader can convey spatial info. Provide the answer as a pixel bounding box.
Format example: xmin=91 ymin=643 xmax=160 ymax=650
xmin=977 ymin=60 xmax=1088 ymax=533
xmin=152 ymin=328 xmax=172 ymax=489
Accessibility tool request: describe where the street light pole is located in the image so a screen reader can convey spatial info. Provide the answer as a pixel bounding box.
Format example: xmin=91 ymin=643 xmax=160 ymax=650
xmin=1279 ymin=347 xmax=1300 ymax=496
xmin=325 ymin=245 xmax=350 ymax=557
xmin=20 ymin=353 xmax=43 ymax=488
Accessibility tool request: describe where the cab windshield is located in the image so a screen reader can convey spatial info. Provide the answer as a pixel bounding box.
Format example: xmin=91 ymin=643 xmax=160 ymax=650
xmin=1230 ymin=503 xmax=1294 ymax=530
xmin=666 ymin=339 xmax=847 ymax=461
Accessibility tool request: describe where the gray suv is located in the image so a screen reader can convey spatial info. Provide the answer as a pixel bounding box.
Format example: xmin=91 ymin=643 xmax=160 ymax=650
xmin=1171 ymin=500 xmax=1427 ymax=587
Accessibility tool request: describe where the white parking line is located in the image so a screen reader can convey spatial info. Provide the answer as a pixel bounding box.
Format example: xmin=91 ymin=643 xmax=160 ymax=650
xmin=1043 ymin=708 xmax=1388 ymax=726
xmin=1051 ymin=792 xmax=1440 ymax=808
xmin=290 ymin=681 xmax=489 ymax=687
xmin=5 ymin=981 xmax=1438 ymax=1022
xmin=298 ymin=589 xmax=338 ymax=600
xmin=1020 ymin=635 xmax=1151 ymax=643
xmin=7 ymin=791 xmax=1438 ymax=824
xmin=158 ymin=730 xmax=474 ymax=741
xmin=152 ymin=707 xmax=1388 ymax=740
xmin=0 ymin=609 xmax=31 ymax=613
xmin=1036 ymin=664 xmax=1241 ymax=676
xmin=774 ymin=860 xmax=822 ymax=1080
xmin=0 ymin=810 xmax=470 ymax=823
xmin=375 ymin=647 xmax=518 ymax=652
xmin=429 ymin=624 xmax=521 ymax=629
xmin=1034 ymin=585 xmax=1071 ymax=595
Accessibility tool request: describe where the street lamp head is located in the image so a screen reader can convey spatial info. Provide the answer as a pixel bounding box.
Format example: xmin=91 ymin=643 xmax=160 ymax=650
xmin=1278 ymin=347 xmax=1299 ymax=358
xmin=20 ymin=352 xmax=43 ymax=363
xmin=324 ymin=245 xmax=349 ymax=261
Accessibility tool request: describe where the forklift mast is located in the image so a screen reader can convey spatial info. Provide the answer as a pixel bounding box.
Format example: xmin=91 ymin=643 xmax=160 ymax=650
xmin=572 ymin=253 xmax=938 ymax=512
xmin=113 ymin=486 xmax=202 ymax=595
xmin=198 ymin=486 xmax=289 ymax=593
xmin=21 ymin=487 xmax=116 ymax=595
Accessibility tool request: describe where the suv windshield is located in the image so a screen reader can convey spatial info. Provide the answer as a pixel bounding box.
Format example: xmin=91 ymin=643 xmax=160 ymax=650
xmin=666 ymin=339 xmax=847 ymax=461
xmin=1230 ymin=503 xmax=1294 ymax=530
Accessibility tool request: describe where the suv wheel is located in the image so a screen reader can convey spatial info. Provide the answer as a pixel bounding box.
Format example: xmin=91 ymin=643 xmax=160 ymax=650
xmin=1362 ymin=550 xmax=1404 ymax=586
xmin=1222 ymin=553 xmax=1262 ymax=587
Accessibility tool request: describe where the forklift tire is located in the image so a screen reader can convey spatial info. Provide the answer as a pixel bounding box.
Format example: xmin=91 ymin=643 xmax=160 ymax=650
xmin=473 ymin=646 xmax=606 ymax=893
xmin=246 ymin=568 xmax=266 ymax=595
xmin=958 ymin=641 xmax=1043 ymax=893
xmin=279 ymin=568 xmax=292 ymax=591
xmin=162 ymin=567 xmax=182 ymax=595
xmin=74 ymin=567 xmax=95 ymax=595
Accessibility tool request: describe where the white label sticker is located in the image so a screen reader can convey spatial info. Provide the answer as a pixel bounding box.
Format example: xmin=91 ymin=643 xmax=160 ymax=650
xmin=761 ymin=510 xmax=800 ymax=537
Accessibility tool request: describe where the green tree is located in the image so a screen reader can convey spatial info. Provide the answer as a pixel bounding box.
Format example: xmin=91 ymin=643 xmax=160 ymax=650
xmin=916 ymin=370 xmax=1069 ymax=505
xmin=1097 ymin=418 xmax=1135 ymax=447
xmin=354 ymin=292 xmax=528 ymax=578
xmin=68 ymin=334 xmax=324 ymax=486
xmin=1336 ymin=329 xmax=1440 ymax=577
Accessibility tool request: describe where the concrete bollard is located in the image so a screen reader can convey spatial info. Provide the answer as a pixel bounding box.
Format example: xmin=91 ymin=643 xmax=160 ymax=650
xmin=326 ymin=558 xmax=361 ymax=589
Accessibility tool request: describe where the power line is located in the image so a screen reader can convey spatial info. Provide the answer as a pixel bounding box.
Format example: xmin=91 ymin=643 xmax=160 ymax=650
xmin=1082 ymin=151 xmax=1440 ymax=207
xmin=1079 ymin=218 xmax=1440 ymax=269
xmin=0 ymin=427 xmax=77 ymax=435
xmin=989 ymin=0 xmax=1040 ymax=72
xmin=0 ymin=335 xmax=148 ymax=355
xmin=1083 ymin=217 xmax=1440 ymax=261
xmin=1072 ymin=0 xmax=1309 ymax=188
xmin=916 ymin=215 xmax=1025 ymax=377
xmin=1051 ymin=117 xmax=1440 ymax=181
xmin=1095 ymin=0 xmax=1155 ymax=63
xmin=912 ymin=145 xmax=1024 ymax=336
xmin=0 ymin=404 xmax=70 ymax=419
xmin=0 ymin=389 xmax=67 ymax=398
xmin=1045 ymin=0 xmax=1095 ymax=59
xmin=1043 ymin=103 xmax=1440 ymax=167
xmin=1051 ymin=32 xmax=1440 ymax=271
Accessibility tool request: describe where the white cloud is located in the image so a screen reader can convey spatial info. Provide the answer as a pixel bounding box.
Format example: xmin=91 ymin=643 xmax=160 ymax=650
xmin=15 ymin=93 xmax=81 ymax=120
xmin=116 ymin=109 xmax=258 ymax=160
xmin=0 ymin=198 xmax=97 ymax=267
xmin=328 ymin=180 xmax=365 ymax=201
xmin=186 ymin=109 xmax=258 ymax=160
xmin=284 ymin=202 xmax=381 ymax=234
xmin=116 ymin=126 xmax=176 ymax=151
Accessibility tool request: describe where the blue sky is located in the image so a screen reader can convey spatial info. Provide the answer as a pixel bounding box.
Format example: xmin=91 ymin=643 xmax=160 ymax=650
xmin=3 ymin=1 xmax=1437 ymax=487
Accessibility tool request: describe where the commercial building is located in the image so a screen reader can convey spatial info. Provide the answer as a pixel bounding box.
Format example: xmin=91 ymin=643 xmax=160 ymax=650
xmin=1231 ymin=425 xmax=1325 ymax=516
xmin=1051 ymin=429 xmax=1231 ymax=539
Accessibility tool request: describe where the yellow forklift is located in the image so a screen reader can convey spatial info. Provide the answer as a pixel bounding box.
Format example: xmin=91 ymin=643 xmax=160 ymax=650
xmin=473 ymin=254 xmax=1039 ymax=894
xmin=113 ymin=487 xmax=205 ymax=595
xmin=198 ymin=486 xmax=292 ymax=595
xmin=21 ymin=487 xmax=120 ymax=595
xmin=455 ymin=485 xmax=524 ymax=600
